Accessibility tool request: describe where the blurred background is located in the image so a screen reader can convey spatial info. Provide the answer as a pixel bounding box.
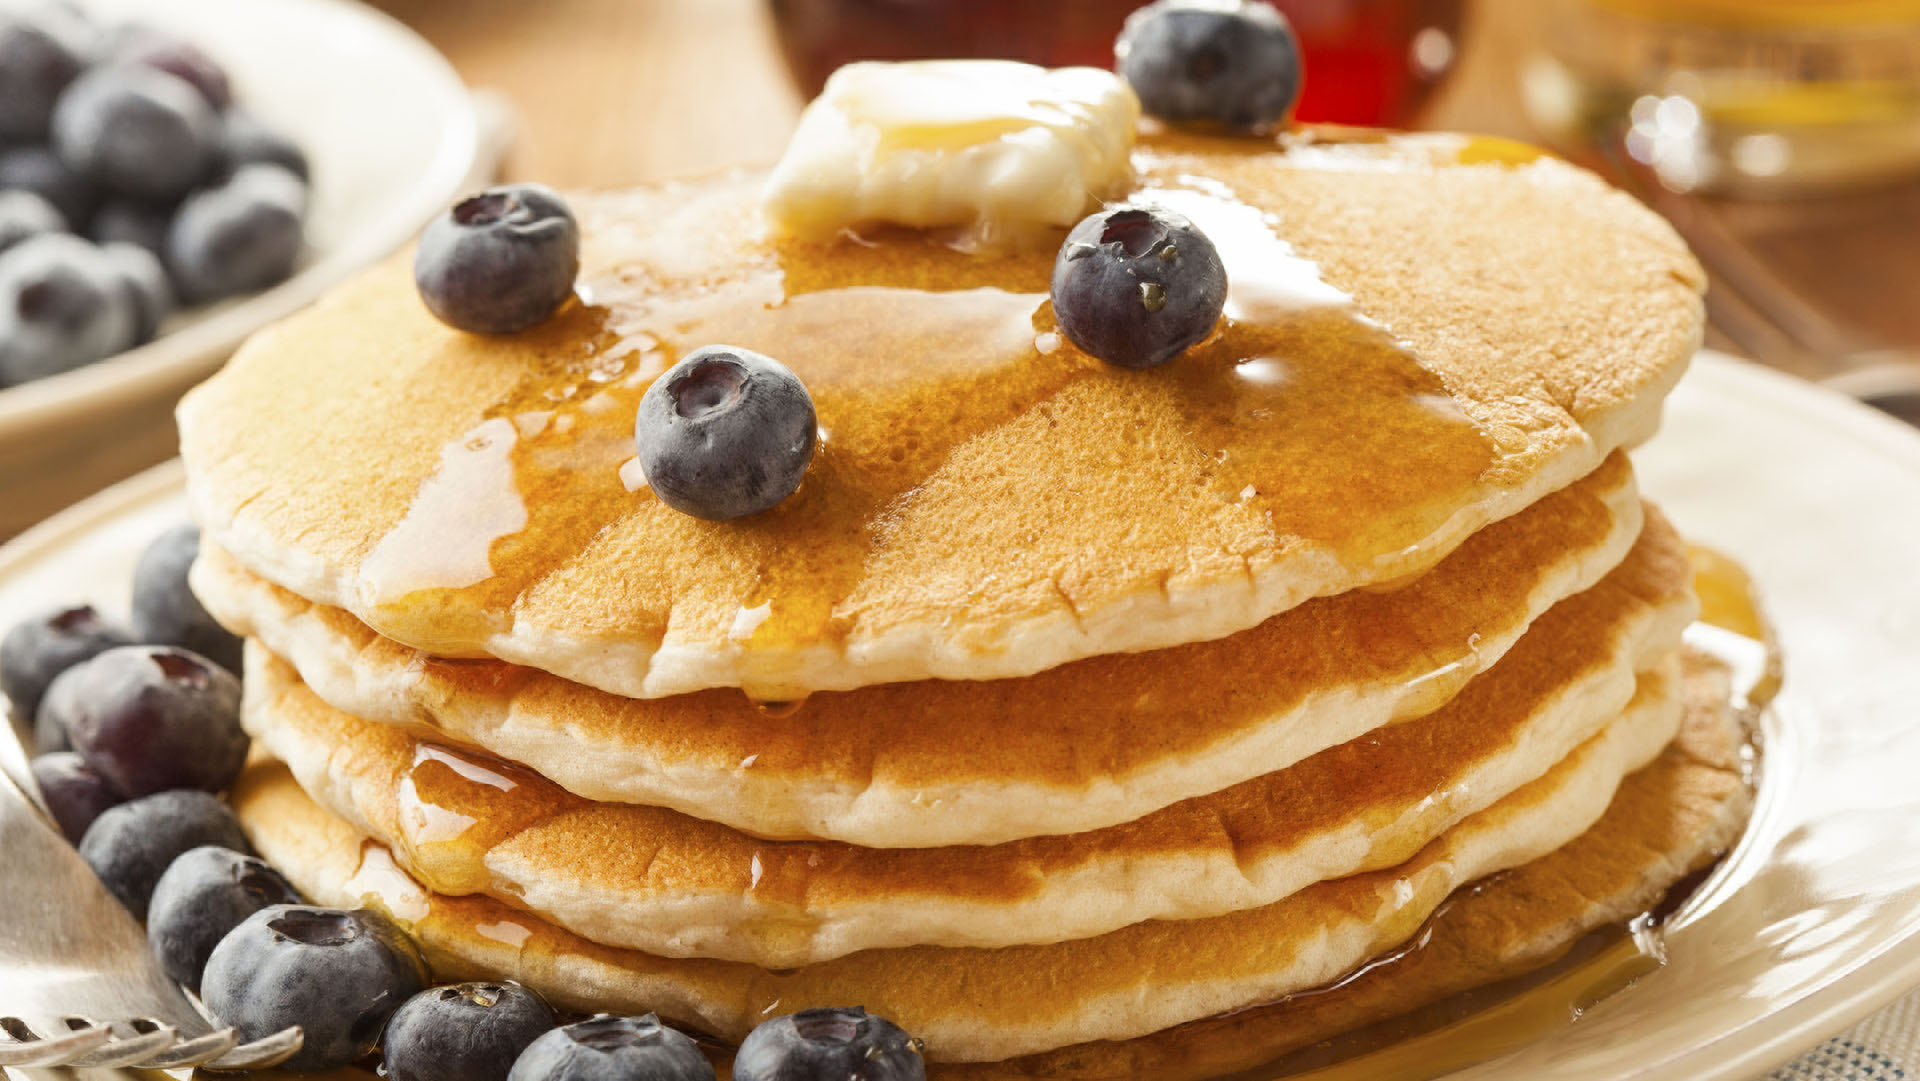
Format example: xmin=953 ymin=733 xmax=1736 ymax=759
xmin=366 ymin=0 xmax=1920 ymax=417
xmin=5 ymin=0 xmax=1919 ymax=538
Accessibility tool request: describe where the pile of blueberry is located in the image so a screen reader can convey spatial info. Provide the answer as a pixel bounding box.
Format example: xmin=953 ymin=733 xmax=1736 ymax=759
xmin=0 ymin=1 xmax=308 ymax=387
xmin=8 ymin=523 xmax=244 ymax=850
xmin=5 ymin=525 xmax=927 ymax=1080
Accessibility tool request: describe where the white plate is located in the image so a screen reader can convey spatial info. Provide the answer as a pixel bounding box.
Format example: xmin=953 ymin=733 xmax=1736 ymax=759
xmin=1 ymin=353 xmax=1918 ymax=1081
xmin=0 ymin=0 xmax=484 ymax=538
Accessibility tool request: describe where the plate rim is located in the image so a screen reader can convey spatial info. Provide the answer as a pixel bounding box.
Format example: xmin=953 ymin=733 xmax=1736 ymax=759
xmin=1595 ymin=353 xmax=1920 ymax=1081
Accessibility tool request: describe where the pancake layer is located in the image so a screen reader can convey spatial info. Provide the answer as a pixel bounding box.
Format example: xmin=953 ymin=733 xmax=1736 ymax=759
xmin=238 ymin=504 xmax=1691 ymax=966
xmin=234 ymin=649 xmax=1696 ymax=1063
xmin=941 ymin=653 xmax=1752 ymax=1080
xmin=180 ymin=132 xmax=1702 ymax=700
xmin=197 ymin=455 xmax=1644 ymax=848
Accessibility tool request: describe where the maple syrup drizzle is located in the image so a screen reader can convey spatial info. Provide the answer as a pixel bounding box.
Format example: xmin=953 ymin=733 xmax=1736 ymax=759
xmin=1685 ymin=543 xmax=1784 ymax=711
xmin=392 ymin=743 xmax=571 ymax=897
xmin=353 ymin=164 xmax=1496 ymax=673
xmin=340 ymin=843 xmax=429 ymax=923
xmin=1225 ymin=918 xmax=1667 ymax=1081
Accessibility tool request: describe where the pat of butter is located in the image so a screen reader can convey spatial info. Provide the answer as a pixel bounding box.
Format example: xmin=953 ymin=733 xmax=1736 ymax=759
xmin=762 ymin=60 xmax=1140 ymax=246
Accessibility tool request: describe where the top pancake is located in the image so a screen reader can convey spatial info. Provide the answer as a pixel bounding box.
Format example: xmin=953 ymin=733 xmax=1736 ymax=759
xmin=178 ymin=130 xmax=1703 ymax=699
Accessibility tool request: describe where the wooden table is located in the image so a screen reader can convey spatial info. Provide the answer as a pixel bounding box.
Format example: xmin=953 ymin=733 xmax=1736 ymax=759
xmin=366 ymin=0 xmax=802 ymax=187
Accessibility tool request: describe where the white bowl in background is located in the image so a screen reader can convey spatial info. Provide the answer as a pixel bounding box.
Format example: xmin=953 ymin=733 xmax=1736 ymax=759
xmin=0 ymin=0 xmax=487 ymax=537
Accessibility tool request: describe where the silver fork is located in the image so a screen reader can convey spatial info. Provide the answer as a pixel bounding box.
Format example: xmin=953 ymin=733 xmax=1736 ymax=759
xmin=0 ymin=744 xmax=303 ymax=1070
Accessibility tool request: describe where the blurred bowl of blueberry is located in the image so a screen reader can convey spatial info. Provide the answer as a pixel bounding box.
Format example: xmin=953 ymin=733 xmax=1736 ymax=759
xmin=0 ymin=0 xmax=488 ymax=538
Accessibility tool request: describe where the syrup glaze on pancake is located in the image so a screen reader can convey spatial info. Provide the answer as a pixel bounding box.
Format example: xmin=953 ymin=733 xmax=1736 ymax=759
xmin=237 ymin=503 xmax=1693 ymax=967
xmin=937 ymin=653 xmax=1753 ymax=1081
xmin=195 ymin=456 xmax=1642 ymax=848
xmin=233 ymin=659 xmax=1691 ymax=1063
xmin=179 ymin=131 xmax=1703 ymax=701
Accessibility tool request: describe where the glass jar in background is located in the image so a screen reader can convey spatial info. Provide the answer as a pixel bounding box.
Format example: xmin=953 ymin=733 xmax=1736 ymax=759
xmin=1524 ymin=0 xmax=1920 ymax=195
xmin=767 ymin=0 xmax=1466 ymax=128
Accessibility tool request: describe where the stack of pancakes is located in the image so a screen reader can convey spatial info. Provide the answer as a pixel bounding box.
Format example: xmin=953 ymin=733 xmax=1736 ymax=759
xmin=176 ymin=131 xmax=1755 ymax=1074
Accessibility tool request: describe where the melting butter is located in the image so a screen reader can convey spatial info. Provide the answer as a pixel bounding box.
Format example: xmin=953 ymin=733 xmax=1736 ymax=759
xmin=762 ymin=60 xmax=1139 ymax=247
xmin=1136 ymin=174 xmax=1354 ymax=318
xmin=359 ymin=415 xmax=526 ymax=606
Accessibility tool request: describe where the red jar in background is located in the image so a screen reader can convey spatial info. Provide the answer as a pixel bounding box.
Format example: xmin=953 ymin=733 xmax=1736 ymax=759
xmin=768 ymin=0 xmax=1466 ymax=128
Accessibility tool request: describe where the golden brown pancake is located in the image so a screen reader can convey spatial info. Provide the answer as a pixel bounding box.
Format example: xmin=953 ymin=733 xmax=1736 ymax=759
xmin=197 ymin=457 xmax=1647 ymax=849
xmin=232 ymin=645 xmax=1711 ymax=1063
xmin=936 ymin=652 xmax=1752 ymax=1080
xmin=179 ymin=131 xmax=1702 ymax=701
xmin=237 ymin=503 xmax=1691 ymax=967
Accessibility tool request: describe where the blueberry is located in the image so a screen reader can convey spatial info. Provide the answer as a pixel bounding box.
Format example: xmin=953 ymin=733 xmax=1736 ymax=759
xmin=114 ymin=31 xmax=231 ymax=111
xmin=35 ymin=663 xmax=84 ymax=752
xmin=148 ymin=846 xmax=300 ymax=992
xmin=0 ymin=232 xmax=138 ymax=384
xmin=217 ymin=111 xmax=309 ymax=183
xmin=385 ymin=982 xmax=558 ymax=1081
xmin=52 ymin=64 xmax=219 ymax=203
xmin=507 ymin=1015 xmax=713 ymax=1081
xmin=203 ymin=905 xmax=429 ymax=1071
xmin=734 ymin=1008 xmax=925 ymax=1081
xmin=0 ymin=144 xmax=99 ymax=228
xmin=1049 ymin=206 xmax=1227 ymax=369
xmin=633 ymin=346 xmax=817 ymax=521
xmin=165 ymin=163 xmax=304 ymax=303
xmin=78 ymin=789 xmax=248 ymax=918
xmin=0 ymin=12 xmax=90 ymax=141
xmin=30 ymin=751 xmax=123 ymax=843
xmin=1 ymin=603 xmax=134 ymax=721
xmin=414 ymin=183 xmax=579 ymax=334
xmin=131 ymin=524 xmax=242 ymax=672
xmin=61 ymin=645 xmax=246 ymax=799
xmin=90 ymin=198 xmax=173 ymax=257
xmin=0 ymin=189 xmax=64 ymax=255
xmin=100 ymin=241 xmax=172 ymax=344
xmin=1115 ymin=0 xmax=1303 ymax=135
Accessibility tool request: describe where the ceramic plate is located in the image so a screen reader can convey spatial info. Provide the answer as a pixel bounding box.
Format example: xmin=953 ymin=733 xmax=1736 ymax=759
xmin=0 ymin=0 xmax=484 ymax=537
xmin=1 ymin=353 xmax=1918 ymax=1081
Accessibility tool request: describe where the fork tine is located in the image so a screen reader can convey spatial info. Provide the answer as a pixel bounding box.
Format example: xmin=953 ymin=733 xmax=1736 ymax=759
xmin=139 ymin=1025 xmax=241 ymax=1070
xmin=0 ymin=723 xmax=277 ymax=1066
xmin=64 ymin=1019 xmax=180 ymax=1068
xmin=0 ymin=1019 xmax=114 ymax=1067
xmin=202 ymin=1025 xmax=304 ymax=1072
